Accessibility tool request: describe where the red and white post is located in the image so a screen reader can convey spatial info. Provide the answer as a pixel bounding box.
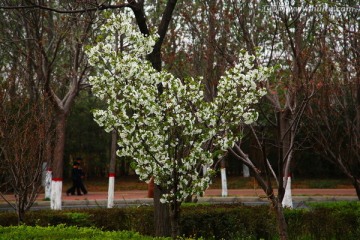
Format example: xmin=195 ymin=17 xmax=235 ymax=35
xmin=107 ymin=173 xmax=116 ymax=208
xmin=282 ymin=174 xmax=293 ymax=208
xmin=51 ymin=178 xmax=63 ymax=210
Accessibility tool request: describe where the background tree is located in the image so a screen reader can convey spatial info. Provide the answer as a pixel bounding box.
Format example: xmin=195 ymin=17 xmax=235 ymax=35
xmin=0 ymin=2 xmax=55 ymax=221
xmin=0 ymin=0 xmax=98 ymax=209
xmin=305 ymin=1 xmax=360 ymax=199
xmin=65 ymin=91 xmax=111 ymax=178
xmin=0 ymin=83 xmax=53 ymax=224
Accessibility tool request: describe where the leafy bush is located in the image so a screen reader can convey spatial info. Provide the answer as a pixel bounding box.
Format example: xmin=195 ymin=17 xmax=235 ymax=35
xmin=86 ymin=207 xmax=154 ymax=235
xmin=63 ymin=212 xmax=93 ymax=227
xmin=180 ymin=204 xmax=276 ymax=239
xmin=284 ymin=201 xmax=360 ymax=240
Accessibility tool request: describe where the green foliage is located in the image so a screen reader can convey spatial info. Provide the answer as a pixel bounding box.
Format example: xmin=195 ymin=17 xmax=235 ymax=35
xmin=0 ymin=203 xmax=359 ymax=239
xmin=65 ymin=91 xmax=111 ymax=178
xmin=87 ymin=207 xmax=154 ymax=236
xmin=180 ymin=204 xmax=276 ymax=239
xmin=307 ymin=201 xmax=360 ymax=210
xmin=284 ymin=202 xmax=360 ymax=240
xmin=63 ymin=212 xmax=93 ymax=227
xmin=0 ymin=225 xmax=169 ymax=240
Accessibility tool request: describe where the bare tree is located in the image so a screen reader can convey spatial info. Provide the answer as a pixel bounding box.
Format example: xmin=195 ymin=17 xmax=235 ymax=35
xmin=306 ymin=82 xmax=360 ymax=200
xmin=192 ymin=1 xmax=325 ymax=239
xmin=0 ymin=0 xmax=98 ymax=209
xmin=0 ymin=90 xmax=53 ymax=223
xmin=305 ymin=4 xmax=360 ymax=199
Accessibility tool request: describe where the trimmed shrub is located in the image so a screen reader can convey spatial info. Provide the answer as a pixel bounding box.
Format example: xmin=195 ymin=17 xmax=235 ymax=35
xmin=284 ymin=201 xmax=360 ymax=240
xmin=86 ymin=207 xmax=154 ymax=235
xmin=181 ymin=204 xmax=276 ymax=239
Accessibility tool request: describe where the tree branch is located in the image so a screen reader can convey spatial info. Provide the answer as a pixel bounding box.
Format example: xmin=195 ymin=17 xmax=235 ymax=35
xmin=0 ymin=3 xmax=129 ymax=14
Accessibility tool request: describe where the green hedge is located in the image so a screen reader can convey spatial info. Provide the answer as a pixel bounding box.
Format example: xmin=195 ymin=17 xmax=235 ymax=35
xmin=180 ymin=204 xmax=276 ymax=239
xmin=286 ymin=201 xmax=360 ymax=240
xmin=0 ymin=202 xmax=359 ymax=239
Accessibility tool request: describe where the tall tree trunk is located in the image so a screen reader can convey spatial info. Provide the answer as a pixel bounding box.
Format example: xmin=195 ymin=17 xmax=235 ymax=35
xmin=44 ymin=133 xmax=53 ymax=199
xmin=272 ymin=198 xmax=289 ymax=240
xmin=107 ymin=129 xmax=117 ymax=208
xmin=50 ymin=112 xmax=66 ymax=210
xmin=282 ymin=176 xmax=293 ymax=208
xmin=154 ymin=185 xmax=171 ymax=237
xmin=256 ymin=169 xmax=289 ymax=240
xmin=204 ymin=0 xmax=216 ymax=102
xmin=277 ymin=109 xmax=293 ymax=205
xmin=131 ymin=0 xmax=177 ymax=236
xmin=230 ymin=147 xmax=290 ymax=239
xmin=169 ymin=201 xmax=181 ymax=239
xmin=257 ymin=167 xmax=289 ymax=240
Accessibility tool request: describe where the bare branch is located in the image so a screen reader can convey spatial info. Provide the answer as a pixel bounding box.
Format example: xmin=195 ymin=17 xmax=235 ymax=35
xmin=0 ymin=3 xmax=129 ymax=14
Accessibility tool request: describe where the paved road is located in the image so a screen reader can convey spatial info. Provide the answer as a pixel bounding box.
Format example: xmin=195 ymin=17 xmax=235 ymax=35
xmin=0 ymin=188 xmax=357 ymax=210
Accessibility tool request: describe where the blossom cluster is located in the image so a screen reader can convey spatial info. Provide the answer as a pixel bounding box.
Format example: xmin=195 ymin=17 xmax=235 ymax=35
xmin=86 ymin=11 xmax=271 ymax=204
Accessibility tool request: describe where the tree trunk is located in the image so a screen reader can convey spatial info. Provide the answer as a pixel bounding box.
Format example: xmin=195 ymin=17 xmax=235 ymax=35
xmin=45 ymin=169 xmax=52 ymax=199
xmin=169 ymin=201 xmax=181 ymax=239
xmin=154 ymin=185 xmax=171 ymax=237
xmin=107 ymin=175 xmax=115 ymax=208
xmin=258 ymin=173 xmax=289 ymax=240
xmin=50 ymin=113 xmax=66 ymax=210
xmin=107 ymin=130 xmax=117 ymax=208
xmin=17 ymin=208 xmax=25 ymax=225
xmin=243 ymin=164 xmax=250 ymax=177
xmin=282 ymin=176 xmax=293 ymax=208
xmin=353 ymin=178 xmax=360 ymax=200
xmin=277 ymin=109 xmax=293 ymax=205
xmin=51 ymin=179 xmax=63 ymax=210
xmin=44 ymin=129 xmax=53 ymax=199
xmin=230 ymin=142 xmax=291 ymax=240
xmin=220 ymin=159 xmax=228 ymax=197
xmin=274 ymin=200 xmax=289 ymax=240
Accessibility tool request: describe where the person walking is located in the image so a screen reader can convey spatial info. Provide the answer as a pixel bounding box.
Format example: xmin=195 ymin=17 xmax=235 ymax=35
xmin=76 ymin=157 xmax=88 ymax=195
xmin=66 ymin=162 xmax=82 ymax=196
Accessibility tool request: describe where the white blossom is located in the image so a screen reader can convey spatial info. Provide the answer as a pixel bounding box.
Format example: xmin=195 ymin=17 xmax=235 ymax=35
xmin=85 ymin=12 xmax=272 ymax=204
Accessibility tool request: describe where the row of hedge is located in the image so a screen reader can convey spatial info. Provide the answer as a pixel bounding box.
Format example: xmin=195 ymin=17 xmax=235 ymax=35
xmin=0 ymin=202 xmax=359 ymax=239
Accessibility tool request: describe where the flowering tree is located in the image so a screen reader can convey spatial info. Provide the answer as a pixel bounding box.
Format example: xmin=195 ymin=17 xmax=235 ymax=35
xmin=86 ymin=11 xmax=271 ymax=238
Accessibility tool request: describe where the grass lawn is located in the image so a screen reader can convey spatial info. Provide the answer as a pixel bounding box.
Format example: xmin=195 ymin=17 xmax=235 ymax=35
xmin=63 ymin=175 xmax=353 ymax=192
